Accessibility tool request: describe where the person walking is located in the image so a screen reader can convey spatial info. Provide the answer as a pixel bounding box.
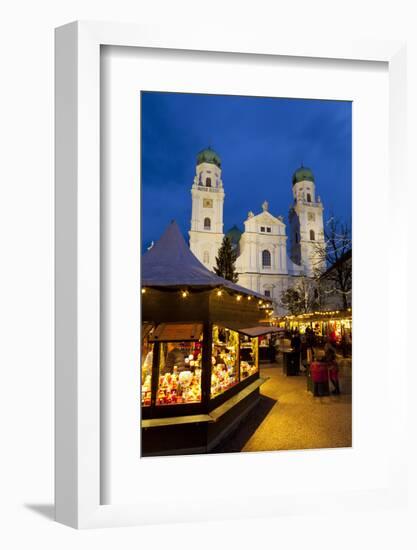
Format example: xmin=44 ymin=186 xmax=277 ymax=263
xmin=305 ymin=326 xmax=316 ymax=364
xmin=290 ymin=329 xmax=301 ymax=375
xmin=325 ymin=346 xmax=340 ymax=395
xmin=268 ymin=335 xmax=276 ymax=364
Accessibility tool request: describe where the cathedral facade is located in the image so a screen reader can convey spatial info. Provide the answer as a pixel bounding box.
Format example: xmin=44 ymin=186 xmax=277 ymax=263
xmin=189 ymin=147 xmax=326 ymax=313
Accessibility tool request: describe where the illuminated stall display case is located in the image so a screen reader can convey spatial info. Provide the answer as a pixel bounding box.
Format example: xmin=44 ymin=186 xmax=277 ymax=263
xmin=140 ymin=222 xmax=278 ymax=456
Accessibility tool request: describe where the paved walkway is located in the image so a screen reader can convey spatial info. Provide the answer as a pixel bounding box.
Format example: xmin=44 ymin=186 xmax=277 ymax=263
xmin=213 ymin=361 xmax=352 ymax=453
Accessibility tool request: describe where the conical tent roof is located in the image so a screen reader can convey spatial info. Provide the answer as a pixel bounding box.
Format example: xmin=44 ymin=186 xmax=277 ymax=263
xmin=142 ymin=220 xmax=265 ymax=299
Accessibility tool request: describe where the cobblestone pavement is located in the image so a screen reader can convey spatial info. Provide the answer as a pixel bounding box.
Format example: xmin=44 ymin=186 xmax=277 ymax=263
xmin=213 ymin=361 xmax=352 ymax=454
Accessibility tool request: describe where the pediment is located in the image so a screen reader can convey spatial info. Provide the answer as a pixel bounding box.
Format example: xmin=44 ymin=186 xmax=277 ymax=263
xmin=250 ymin=210 xmax=285 ymax=225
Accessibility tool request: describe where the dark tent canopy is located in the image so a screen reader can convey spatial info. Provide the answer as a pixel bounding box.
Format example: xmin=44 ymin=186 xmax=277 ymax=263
xmin=142 ymin=220 xmax=266 ymax=300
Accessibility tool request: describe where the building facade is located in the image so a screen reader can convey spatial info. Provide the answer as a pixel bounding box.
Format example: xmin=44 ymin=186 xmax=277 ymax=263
xmin=189 ymin=148 xmax=326 ymax=313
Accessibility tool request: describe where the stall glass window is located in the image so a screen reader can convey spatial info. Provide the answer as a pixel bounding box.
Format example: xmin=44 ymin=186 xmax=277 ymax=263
xmin=211 ymin=326 xmax=239 ymax=398
xmin=141 ymin=328 xmax=154 ymax=407
xmin=156 ymin=339 xmax=203 ymax=405
xmin=239 ymin=335 xmax=258 ymax=379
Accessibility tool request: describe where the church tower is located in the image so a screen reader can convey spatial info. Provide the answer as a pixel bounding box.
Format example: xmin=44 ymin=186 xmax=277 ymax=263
xmin=288 ymin=166 xmax=326 ymax=276
xmin=189 ymin=147 xmax=225 ymax=270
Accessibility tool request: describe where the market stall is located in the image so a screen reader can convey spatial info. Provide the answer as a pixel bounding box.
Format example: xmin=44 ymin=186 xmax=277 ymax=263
xmin=141 ymin=221 xmax=281 ymax=456
xmin=277 ymin=310 xmax=352 ymax=349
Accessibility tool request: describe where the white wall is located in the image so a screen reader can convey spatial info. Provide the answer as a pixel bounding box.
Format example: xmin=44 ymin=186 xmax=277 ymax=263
xmin=1 ymin=1 xmax=416 ymax=548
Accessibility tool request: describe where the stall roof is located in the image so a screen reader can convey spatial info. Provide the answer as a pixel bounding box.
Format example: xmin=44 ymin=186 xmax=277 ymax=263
xmin=238 ymin=326 xmax=285 ymax=338
xmin=149 ymin=322 xmax=204 ymax=342
xmin=217 ymin=322 xmax=284 ymax=338
xmin=142 ymin=221 xmax=266 ymax=300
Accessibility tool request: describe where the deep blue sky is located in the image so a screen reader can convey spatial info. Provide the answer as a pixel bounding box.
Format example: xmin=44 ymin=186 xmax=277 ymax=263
xmin=141 ymin=92 xmax=351 ymax=251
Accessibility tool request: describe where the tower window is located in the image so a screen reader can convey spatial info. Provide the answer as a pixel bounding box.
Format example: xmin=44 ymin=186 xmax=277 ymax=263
xmin=206 ymin=177 xmax=212 ymax=187
xmin=262 ymin=249 xmax=271 ymax=267
xmin=203 ymin=251 xmax=209 ymax=264
xmin=260 ymin=226 xmax=265 ymax=232
xmin=295 ymin=232 xmax=299 ymax=244
xmin=310 ymin=229 xmax=315 ymax=241
xmin=307 ymin=193 xmax=312 ymax=202
xmin=266 ymin=227 xmax=271 ymax=233
xmin=204 ymin=217 xmax=211 ymax=230
xmin=264 ymin=290 xmax=271 ymax=297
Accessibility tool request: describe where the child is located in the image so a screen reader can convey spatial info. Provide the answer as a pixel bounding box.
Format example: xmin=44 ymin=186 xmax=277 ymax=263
xmin=325 ymin=347 xmax=340 ymax=395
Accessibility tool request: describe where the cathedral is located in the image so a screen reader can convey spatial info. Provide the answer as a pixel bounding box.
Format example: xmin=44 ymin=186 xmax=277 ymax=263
xmin=188 ymin=147 xmax=326 ymax=313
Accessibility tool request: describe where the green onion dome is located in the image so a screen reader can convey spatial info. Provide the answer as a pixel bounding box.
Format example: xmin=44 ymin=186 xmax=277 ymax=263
xmin=196 ymin=147 xmax=221 ymax=168
xmin=292 ymin=166 xmax=314 ymax=185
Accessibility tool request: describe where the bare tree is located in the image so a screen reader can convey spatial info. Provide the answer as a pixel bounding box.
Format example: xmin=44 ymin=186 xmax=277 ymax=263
xmin=313 ymin=216 xmax=352 ymax=310
xmin=280 ymin=277 xmax=319 ymax=315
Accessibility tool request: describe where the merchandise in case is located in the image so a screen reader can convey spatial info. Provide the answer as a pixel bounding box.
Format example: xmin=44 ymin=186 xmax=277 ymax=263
xmin=211 ymin=326 xmax=239 ymax=398
xmin=156 ymin=340 xmax=203 ymax=405
xmin=239 ymin=334 xmax=258 ymax=379
xmin=141 ymin=324 xmax=154 ymax=407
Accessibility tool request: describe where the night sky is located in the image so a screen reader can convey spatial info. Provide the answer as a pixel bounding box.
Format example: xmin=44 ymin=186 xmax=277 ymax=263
xmin=141 ymin=92 xmax=351 ymax=252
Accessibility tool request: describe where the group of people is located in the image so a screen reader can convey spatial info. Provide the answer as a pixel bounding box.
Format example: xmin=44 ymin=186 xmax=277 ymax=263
xmin=288 ymin=327 xmax=341 ymax=395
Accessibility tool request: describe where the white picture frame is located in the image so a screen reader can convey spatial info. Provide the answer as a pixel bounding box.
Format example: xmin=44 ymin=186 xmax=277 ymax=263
xmin=55 ymin=21 xmax=407 ymax=529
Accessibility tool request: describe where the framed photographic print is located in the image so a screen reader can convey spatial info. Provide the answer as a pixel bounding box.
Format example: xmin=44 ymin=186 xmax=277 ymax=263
xmin=55 ymin=21 xmax=407 ymax=528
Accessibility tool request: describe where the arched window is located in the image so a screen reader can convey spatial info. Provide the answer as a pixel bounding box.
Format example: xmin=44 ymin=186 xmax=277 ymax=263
xmin=204 ymin=217 xmax=211 ymax=230
xmin=307 ymin=193 xmax=312 ymax=202
xmin=310 ymin=229 xmax=315 ymax=241
xmin=203 ymin=251 xmax=209 ymax=264
xmin=262 ymin=249 xmax=271 ymax=267
xmin=206 ymin=177 xmax=212 ymax=187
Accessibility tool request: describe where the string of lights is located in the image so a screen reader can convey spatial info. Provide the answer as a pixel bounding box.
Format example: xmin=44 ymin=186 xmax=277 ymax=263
xmin=140 ymin=286 xmax=274 ymax=310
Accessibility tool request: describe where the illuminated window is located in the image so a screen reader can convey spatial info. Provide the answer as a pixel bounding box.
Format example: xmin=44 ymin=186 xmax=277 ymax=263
xmin=141 ymin=324 xmax=154 ymax=407
xmin=211 ymin=326 xmax=239 ymax=398
xmin=262 ymin=249 xmax=271 ymax=267
xmin=239 ymin=335 xmax=259 ymax=380
xmin=157 ymin=340 xmax=203 ymax=405
xmin=204 ymin=217 xmax=211 ymax=230
xmin=310 ymin=229 xmax=315 ymax=241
